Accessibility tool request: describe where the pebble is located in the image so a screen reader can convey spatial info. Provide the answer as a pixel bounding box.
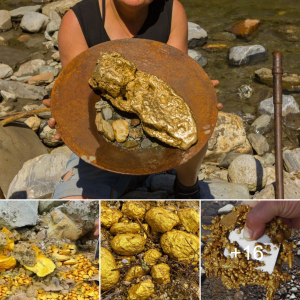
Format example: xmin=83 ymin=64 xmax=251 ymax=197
xmin=102 ymin=107 xmax=113 ymax=120
xmin=0 ymin=64 xmax=13 ymax=79
xmin=25 ymin=116 xmax=41 ymax=131
xmin=228 ymin=154 xmax=267 ymax=192
xmin=52 ymin=51 xmax=60 ymax=61
xmin=1 ymin=90 xmax=16 ymax=102
xmin=39 ymin=123 xmax=64 ymax=147
xmin=141 ymin=138 xmax=152 ymax=149
xmin=9 ymin=5 xmax=41 ymax=21
xmin=247 ymin=133 xmax=269 ymax=156
xmin=131 ymin=118 xmax=140 ymax=126
xmin=20 ymin=12 xmax=50 ymax=33
xmin=0 ymin=10 xmax=12 ymax=31
xmin=46 ymin=11 xmax=61 ymax=34
xmin=26 ymin=72 xmax=54 ymax=85
xmin=218 ymin=204 xmax=234 ymax=215
xmin=251 ymin=114 xmax=272 ymax=135
xmin=226 ymin=19 xmax=261 ymax=38
xmin=228 ymin=45 xmax=267 ymax=66
xmin=263 ymin=153 xmax=275 ymax=166
xmin=14 ymin=59 xmax=46 ymax=77
xmin=188 ymin=22 xmax=207 ymax=47
xmin=39 ymin=65 xmax=59 ymax=76
xmin=259 ymin=95 xmax=300 ymax=117
xmin=238 ymin=84 xmax=253 ymax=99
xmin=123 ymin=140 xmax=139 ymax=148
xmin=112 ymin=119 xmax=129 ymax=142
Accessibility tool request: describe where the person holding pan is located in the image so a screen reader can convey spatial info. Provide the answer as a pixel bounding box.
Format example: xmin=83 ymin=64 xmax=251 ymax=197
xmin=44 ymin=0 xmax=223 ymax=199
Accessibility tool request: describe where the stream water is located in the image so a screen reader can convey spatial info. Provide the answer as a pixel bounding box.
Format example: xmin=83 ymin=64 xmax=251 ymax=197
xmin=0 ymin=0 xmax=299 ymax=149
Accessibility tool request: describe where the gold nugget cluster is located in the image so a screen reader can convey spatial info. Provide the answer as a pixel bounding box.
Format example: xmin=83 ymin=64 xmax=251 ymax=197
xmin=89 ymin=52 xmax=198 ymax=150
xmin=201 ymin=205 xmax=296 ymax=300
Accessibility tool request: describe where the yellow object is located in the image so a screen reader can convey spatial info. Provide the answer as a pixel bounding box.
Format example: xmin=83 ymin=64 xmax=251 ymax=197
xmin=111 ymin=234 xmax=146 ymax=255
xmin=124 ymin=265 xmax=149 ymax=282
xmin=101 ymin=206 xmax=123 ymax=228
xmin=23 ymin=245 xmax=56 ymax=277
xmin=101 ymin=247 xmax=119 ymax=291
xmin=122 ymin=201 xmax=146 ymax=220
xmin=143 ymin=249 xmax=162 ymax=266
xmin=0 ymin=255 xmax=17 ymax=270
xmin=0 ymin=227 xmax=15 ymax=254
xmin=177 ymin=208 xmax=199 ymax=232
xmin=110 ymin=222 xmax=141 ymax=235
xmin=151 ymin=263 xmax=170 ymax=284
xmin=127 ymin=279 xmax=155 ymax=300
xmin=145 ymin=207 xmax=179 ymax=233
xmin=160 ymin=230 xmax=199 ymax=264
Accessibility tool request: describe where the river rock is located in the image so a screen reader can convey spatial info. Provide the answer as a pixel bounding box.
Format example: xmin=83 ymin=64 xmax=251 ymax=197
xmin=228 ymin=45 xmax=267 ymax=66
xmin=225 ymin=19 xmax=261 ymax=38
xmin=188 ymin=49 xmax=207 ymax=67
xmin=52 ymin=51 xmax=60 ymax=61
xmin=112 ymin=119 xmax=129 ymax=142
xmin=205 ymin=112 xmax=252 ymax=162
xmin=0 ymin=123 xmax=47 ymax=197
xmin=1 ymin=90 xmax=16 ymax=102
xmin=283 ymin=148 xmax=300 ymax=173
xmin=102 ymin=107 xmax=113 ymax=120
xmin=20 ymin=12 xmax=50 ymax=33
xmin=50 ymin=145 xmax=72 ymax=159
xmin=188 ymin=22 xmax=207 ymax=47
xmin=258 ymin=95 xmax=299 ymax=117
xmin=7 ymin=153 xmax=68 ymax=199
xmin=39 ymin=65 xmax=58 ymax=77
xmin=253 ymin=177 xmax=300 ymax=199
xmin=150 ymin=174 xmax=175 ymax=195
xmin=228 ymin=154 xmax=267 ymax=192
xmin=39 ymin=123 xmax=64 ymax=147
xmin=14 ymin=59 xmax=46 ymax=77
xmin=9 ymin=5 xmax=41 ymax=21
xmin=25 ymin=116 xmax=41 ymax=131
xmin=26 ymin=72 xmax=54 ymax=85
xmin=0 ymin=80 xmax=46 ymax=100
xmin=263 ymin=153 xmax=275 ymax=166
xmin=141 ymin=138 xmax=152 ymax=149
xmin=0 ymin=64 xmax=13 ymax=79
xmin=255 ymin=68 xmax=300 ymax=92
xmin=0 ymin=11 xmax=12 ymax=31
xmin=46 ymin=11 xmax=61 ymax=34
xmin=238 ymin=84 xmax=253 ymax=100
xmin=36 ymin=104 xmax=51 ymax=119
xmin=218 ymin=204 xmax=234 ymax=215
xmin=42 ymin=0 xmax=82 ymax=16
xmin=0 ymin=201 xmax=38 ymax=229
xmin=0 ymin=36 xmax=8 ymax=46
xmin=199 ymin=179 xmax=249 ymax=199
xmin=250 ymin=114 xmax=272 ymax=135
xmin=247 ymin=133 xmax=269 ymax=155
xmin=219 ymin=153 xmax=243 ymax=168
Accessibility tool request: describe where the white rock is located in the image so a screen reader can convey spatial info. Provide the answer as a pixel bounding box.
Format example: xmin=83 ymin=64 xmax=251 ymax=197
xmin=0 ymin=10 xmax=12 ymax=31
xmin=46 ymin=11 xmax=61 ymax=33
xmin=218 ymin=204 xmax=234 ymax=215
xmin=112 ymin=119 xmax=129 ymax=142
xmin=188 ymin=49 xmax=207 ymax=67
xmin=25 ymin=116 xmax=41 ymax=131
xmin=251 ymin=114 xmax=272 ymax=135
xmin=0 ymin=64 xmax=13 ymax=79
xmin=259 ymin=95 xmax=300 ymax=117
xmin=7 ymin=153 xmax=68 ymax=199
xmin=290 ymin=294 xmax=296 ymax=299
xmin=42 ymin=0 xmax=82 ymax=16
xmin=1 ymin=90 xmax=16 ymax=102
xmin=14 ymin=59 xmax=46 ymax=77
xmin=228 ymin=154 xmax=267 ymax=192
xmin=229 ymin=45 xmax=267 ymax=66
xmin=20 ymin=12 xmax=50 ymax=33
xmin=188 ymin=22 xmax=207 ymax=47
xmin=205 ymin=112 xmax=252 ymax=162
xmin=290 ymin=288 xmax=298 ymax=293
xmin=51 ymin=51 xmax=60 ymax=61
xmin=0 ymin=201 xmax=38 ymax=229
xmin=50 ymin=145 xmax=72 ymax=159
xmin=39 ymin=123 xmax=64 ymax=147
xmin=9 ymin=5 xmax=41 ymax=20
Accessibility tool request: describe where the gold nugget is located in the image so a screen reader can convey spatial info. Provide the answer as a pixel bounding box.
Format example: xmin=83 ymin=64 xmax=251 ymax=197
xmin=89 ymin=51 xmax=198 ymax=150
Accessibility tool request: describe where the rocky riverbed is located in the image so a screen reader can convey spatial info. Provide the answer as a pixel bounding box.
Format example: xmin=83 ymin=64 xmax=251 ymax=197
xmin=201 ymin=201 xmax=300 ymax=300
xmin=0 ymin=0 xmax=299 ymax=199
xmin=0 ymin=200 xmax=99 ymax=299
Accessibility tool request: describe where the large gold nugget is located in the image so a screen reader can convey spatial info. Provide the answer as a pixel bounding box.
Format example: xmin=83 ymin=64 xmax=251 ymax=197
xmin=101 ymin=247 xmax=119 ymax=291
xmin=145 ymin=207 xmax=179 ymax=233
xmin=110 ymin=222 xmax=141 ymax=235
xmin=177 ymin=208 xmax=200 ymax=233
xmin=89 ymin=51 xmax=198 ymax=150
xmin=161 ymin=230 xmax=199 ymax=264
xmin=111 ymin=233 xmax=146 ymax=255
xmin=127 ymin=279 xmax=155 ymax=300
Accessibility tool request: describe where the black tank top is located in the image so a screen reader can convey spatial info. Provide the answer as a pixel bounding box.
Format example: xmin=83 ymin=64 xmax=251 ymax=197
xmin=72 ymin=0 xmax=173 ymax=48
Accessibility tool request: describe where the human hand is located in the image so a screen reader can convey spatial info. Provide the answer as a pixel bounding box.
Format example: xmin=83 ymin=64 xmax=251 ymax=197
xmin=42 ymin=99 xmax=62 ymax=140
xmin=211 ymin=80 xmax=223 ymax=111
xmin=243 ymin=201 xmax=300 ymax=241
xmin=94 ymin=218 xmax=100 ymax=236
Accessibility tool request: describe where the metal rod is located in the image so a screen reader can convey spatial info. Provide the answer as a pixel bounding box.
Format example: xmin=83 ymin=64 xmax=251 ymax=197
xmin=272 ymin=52 xmax=284 ymax=199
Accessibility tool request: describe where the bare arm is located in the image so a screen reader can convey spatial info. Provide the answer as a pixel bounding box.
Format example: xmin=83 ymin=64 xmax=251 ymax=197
xmin=58 ymin=9 xmax=89 ymax=68
xmin=167 ymin=0 xmax=188 ymax=54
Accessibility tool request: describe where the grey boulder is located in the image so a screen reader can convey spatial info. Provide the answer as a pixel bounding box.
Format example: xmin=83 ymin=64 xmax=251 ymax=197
xmin=247 ymin=133 xmax=269 ymax=156
xmin=188 ymin=22 xmax=207 ymax=48
xmin=20 ymin=12 xmax=50 ymax=33
xmin=9 ymin=5 xmax=41 ymax=21
xmin=188 ymin=49 xmax=207 ymax=68
xmin=46 ymin=11 xmax=61 ymax=34
xmin=228 ymin=45 xmax=267 ymax=66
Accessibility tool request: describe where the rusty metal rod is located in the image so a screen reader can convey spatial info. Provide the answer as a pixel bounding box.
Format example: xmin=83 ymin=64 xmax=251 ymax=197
xmin=272 ymin=52 xmax=284 ymax=199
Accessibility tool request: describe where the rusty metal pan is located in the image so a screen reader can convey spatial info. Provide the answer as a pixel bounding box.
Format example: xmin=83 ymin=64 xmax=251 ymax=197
xmin=51 ymin=39 xmax=218 ymax=175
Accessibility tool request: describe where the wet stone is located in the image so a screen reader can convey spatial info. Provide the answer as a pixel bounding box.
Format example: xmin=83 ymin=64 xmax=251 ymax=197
xmin=188 ymin=49 xmax=208 ymax=68
xmin=251 ymin=114 xmax=273 ymax=135
xmin=188 ymin=22 xmax=208 ymax=47
xmin=228 ymin=45 xmax=267 ymax=66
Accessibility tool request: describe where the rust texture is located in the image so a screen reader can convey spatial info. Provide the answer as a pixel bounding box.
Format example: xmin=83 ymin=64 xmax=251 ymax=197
xmin=272 ymin=51 xmax=284 ymax=199
xmin=51 ymin=39 xmax=218 ymax=175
